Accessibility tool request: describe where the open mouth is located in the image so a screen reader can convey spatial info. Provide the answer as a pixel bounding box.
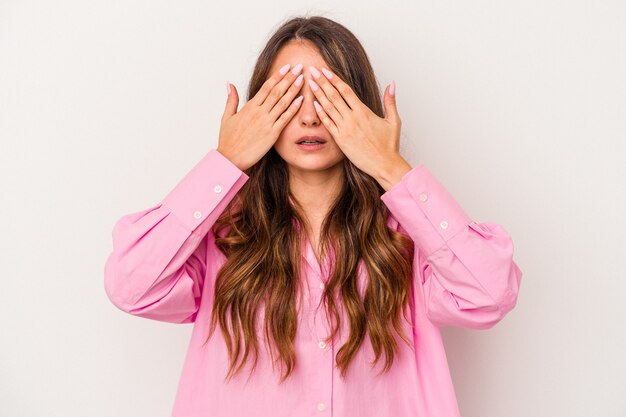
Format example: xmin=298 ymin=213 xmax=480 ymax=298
xmin=297 ymin=140 xmax=325 ymax=144
xmin=297 ymin=136 xmax=327 ymax=145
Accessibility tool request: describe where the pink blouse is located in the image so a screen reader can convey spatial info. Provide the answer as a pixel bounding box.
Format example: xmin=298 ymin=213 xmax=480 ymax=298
xmin=104 ymin=148 xmax=522 ymax=417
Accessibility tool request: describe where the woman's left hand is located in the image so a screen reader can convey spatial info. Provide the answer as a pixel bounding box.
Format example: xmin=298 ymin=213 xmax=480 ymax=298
xmin=307 ymin=65 xmax=411 ymax=185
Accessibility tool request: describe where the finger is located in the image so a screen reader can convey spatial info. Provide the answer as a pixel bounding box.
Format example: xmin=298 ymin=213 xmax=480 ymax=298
xmin=384 ymin=81 xmax=401 ymax=125
xmin=316 ymin=66 xmax=363 ymax=112
xmin=222 ymin=82 xmax=239 ymax=119
xmin=273 ymin=94 xmax=304 ymax=131
xmin=312 ymin=100 xmax=339 ymax=137
xmin=251 ymin=63 xmax=292 ymax=106
xmin=309 ymin=66 xmax=351 ymax=119
xmin=308 ymin=77 xmax=344 ymax=124
xmin=269 ymin=72 xmax=304 ymax=121
xmin=260 ymin=63 xmax=303 ymax=111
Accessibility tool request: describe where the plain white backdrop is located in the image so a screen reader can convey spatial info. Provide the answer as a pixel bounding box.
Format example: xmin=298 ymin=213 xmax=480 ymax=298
xmin=1 ymin=1 xmax=624 ymax=416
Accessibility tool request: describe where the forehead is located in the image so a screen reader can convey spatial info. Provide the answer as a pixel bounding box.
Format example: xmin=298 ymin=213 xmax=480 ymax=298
xmin=268 ymin=40 xmax=329 ymax=74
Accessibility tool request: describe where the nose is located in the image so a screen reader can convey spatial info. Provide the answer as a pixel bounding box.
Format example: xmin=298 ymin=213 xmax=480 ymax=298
xmin=296 ymin=73 xmax=322 ymax=127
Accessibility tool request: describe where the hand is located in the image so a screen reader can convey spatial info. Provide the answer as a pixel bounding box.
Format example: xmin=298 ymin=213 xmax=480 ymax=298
xmin=217 ymin=63 xmax=305 ymax=171
xmin=306 ymin=65 xmax=410 ymax=185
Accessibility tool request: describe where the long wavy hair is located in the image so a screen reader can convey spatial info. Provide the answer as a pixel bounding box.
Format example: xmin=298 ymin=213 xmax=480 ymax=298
xmin=202 ymin=15 xmax=416 ymax=384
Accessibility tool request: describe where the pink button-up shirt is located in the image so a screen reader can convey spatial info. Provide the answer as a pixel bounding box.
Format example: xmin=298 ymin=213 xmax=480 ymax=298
xmin=104 ymin=148 xmax=522 ymax=417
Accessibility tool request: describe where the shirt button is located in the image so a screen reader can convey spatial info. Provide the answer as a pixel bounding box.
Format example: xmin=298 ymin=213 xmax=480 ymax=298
xmin=214 ymin=184 xmax=222 ymax=193
xmin=317 ymin=402 xmax=326 ymax=411
xmin=193 ymin=211 xmax=202 ymax=219
xmin=440 ymin=220 xmax=448 ymax=229
xmin=318 ymin=341 xmax=326 ymax=349
xmin=419 ymin=192 xmax=428 ymax=202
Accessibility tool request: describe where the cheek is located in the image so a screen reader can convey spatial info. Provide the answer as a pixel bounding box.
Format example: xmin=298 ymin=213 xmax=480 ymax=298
xmin=272 ymin=131 xmax=291 ymax=156
xmin=274 ymin=120 xmax=297 ymax=146
xmin=273 ymin=131 xmax=288 ymax=149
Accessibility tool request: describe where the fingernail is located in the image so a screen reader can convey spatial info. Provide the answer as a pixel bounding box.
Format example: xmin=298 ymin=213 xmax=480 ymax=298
xmin=321 ymin=68 xmax=333 ymax=79
xmin=293 ymin=95 xmax=304 ymax=106
xmin=291 ymin=63 xmax=303 ymax=75
xmin=295 ymin=74 xmax=304 ymax=87
xmin=308 ymin=79 xmax=319 ymax=91
xmin=226 ymin=82 xmax=231 ymax=95
xmin=309 ymin=66 xmax=321 ymax=79
xmin=279 ymin=64 xmax=291 ymax=75
xmin=389 ymin=80 xmax=395 ymax=96
xmin=313 ymin=100 xmax=322 ymax=112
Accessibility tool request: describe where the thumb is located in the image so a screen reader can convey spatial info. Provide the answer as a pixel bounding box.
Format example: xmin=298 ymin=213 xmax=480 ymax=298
xmin=223 ymin=82 xmax=239 ymax=119
xmin=383 ymin=80 xmax=399 ymax=124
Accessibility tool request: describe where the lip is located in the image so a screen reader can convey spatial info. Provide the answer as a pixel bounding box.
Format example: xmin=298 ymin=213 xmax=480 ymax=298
xmin=295 ymin=135 xmax=327 ymax=144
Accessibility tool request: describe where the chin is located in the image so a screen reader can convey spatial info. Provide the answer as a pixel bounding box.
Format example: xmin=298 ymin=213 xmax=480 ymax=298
xmin=291 ymin=156 xmax=344 ymax=171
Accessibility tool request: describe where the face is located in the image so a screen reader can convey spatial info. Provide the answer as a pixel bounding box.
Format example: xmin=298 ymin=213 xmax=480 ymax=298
xmin=267 ymin=39 xmax=345 ymax=176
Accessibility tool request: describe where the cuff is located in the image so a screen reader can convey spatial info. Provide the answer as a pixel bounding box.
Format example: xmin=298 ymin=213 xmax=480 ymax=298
xmin=380 ymin=163 xmax=472 ymax=258
xmin=161 ymin=148 xmax=249 ymax=232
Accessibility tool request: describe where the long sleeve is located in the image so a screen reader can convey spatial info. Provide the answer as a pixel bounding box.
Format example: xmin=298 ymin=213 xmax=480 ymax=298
xmin=380 ymin=163 xmax=522 ymax=329
xmin=103 ymin=148 xmax=249 ymax=324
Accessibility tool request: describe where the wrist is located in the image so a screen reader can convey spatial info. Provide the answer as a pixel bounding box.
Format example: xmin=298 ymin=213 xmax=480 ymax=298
xmin=216 ymin=147 xmax=244 ymax=171
xmin=377 ymin=156 xmax=412 ymax=192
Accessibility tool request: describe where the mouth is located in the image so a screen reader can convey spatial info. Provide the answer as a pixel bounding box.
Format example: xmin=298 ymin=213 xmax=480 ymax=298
xmin=296 ymin=135 xmax=327 ymax=145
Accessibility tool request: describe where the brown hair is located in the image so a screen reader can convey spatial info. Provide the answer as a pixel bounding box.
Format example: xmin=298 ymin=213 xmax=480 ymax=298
xmin=203 ymin=15 xmax=415 ymax=384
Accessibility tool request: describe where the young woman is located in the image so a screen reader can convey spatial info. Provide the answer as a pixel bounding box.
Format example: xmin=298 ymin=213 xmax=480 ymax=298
xmin=104 ymin=15 xmax=522 ymax=417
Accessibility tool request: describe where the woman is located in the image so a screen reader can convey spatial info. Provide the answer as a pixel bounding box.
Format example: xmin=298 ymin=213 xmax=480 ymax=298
xmin=104 ymin=15 xmax=522 ymax=417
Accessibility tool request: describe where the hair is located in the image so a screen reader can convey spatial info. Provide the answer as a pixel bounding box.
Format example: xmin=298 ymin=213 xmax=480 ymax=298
xmin=202 ymin=15 xmax=416 ymax=384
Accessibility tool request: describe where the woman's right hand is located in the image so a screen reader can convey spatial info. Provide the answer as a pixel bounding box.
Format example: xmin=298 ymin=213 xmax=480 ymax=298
xmin=217 ymin=63 xmax=305 ymax=171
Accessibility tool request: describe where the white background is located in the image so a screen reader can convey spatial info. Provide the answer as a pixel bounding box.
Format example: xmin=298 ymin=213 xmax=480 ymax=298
xmin=1 ymin=1 xmax=624 ymax=416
